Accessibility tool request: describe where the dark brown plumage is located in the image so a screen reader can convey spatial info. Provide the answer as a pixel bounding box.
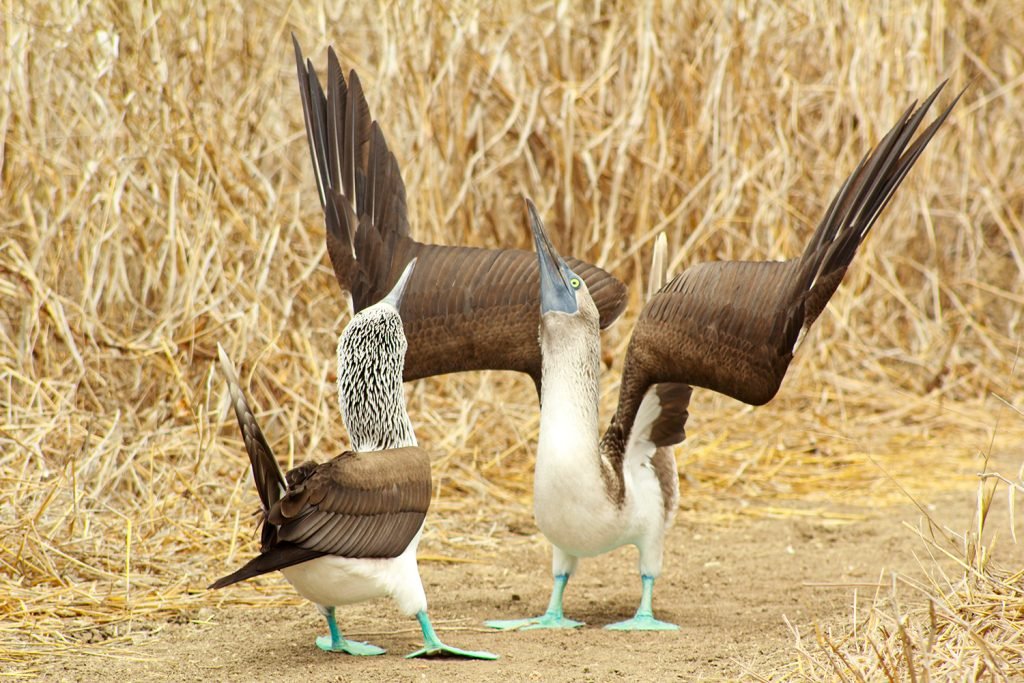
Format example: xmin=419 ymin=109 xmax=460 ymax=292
xmin=293 ymin=37 xmax=627 ymax=388
xmin=600 ymin=81 xmax=962 ymax=469
xmin=209 ymin=346 xmax=431 ymax=589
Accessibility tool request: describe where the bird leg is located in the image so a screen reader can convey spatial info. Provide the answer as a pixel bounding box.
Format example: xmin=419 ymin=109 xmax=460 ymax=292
xmin=484 ymin=573 xmax=585 ymax=631
xmin=404 ymin=611 xmax=499 ymax=659
xmin=315 ymin=605 xmax=386 ymax=655
xmin=604 ymin=575 xmax=679 ymax=631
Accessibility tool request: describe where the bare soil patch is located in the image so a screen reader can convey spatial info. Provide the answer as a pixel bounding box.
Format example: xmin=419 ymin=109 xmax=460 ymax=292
xmin=34 ymin=487 xmax=1005 ymax=682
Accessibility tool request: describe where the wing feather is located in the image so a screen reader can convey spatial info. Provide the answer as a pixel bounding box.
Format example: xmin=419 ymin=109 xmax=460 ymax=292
xmin=603 ymin=82 xmax=961 ymax=455
xmin=292 ymin=37 xmax=627 ymax=387
xmin=271 ymin=447 xmax=431 ymax=559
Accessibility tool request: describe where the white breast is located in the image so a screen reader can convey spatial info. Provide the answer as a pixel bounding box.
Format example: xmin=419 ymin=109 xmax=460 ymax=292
xmin=532 ymin=382 xmax=631 ymax=557
xmin=532 ymin=391 xmax=673 ymax=560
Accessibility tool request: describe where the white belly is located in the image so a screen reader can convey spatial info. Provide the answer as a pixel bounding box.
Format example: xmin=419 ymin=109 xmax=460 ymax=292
xmin=533 ymin=446 xmax=629 ymax=557
xmin=534 ymin=446 xmax=670 ymax=561
xmin=281 ymin=556 xmax=390 ymax=605
xmin=279 ymin=528 xmax=427 ymax=616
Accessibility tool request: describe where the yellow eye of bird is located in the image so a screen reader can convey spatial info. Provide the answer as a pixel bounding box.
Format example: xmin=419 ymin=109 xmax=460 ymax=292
xmin=570 ymin=277 xmax=581 ymax=289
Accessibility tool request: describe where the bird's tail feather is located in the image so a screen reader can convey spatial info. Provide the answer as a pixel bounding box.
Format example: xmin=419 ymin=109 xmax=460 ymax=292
xmin=208 ymin=544 xmax=323 ymax=589
xmin=216 ymin=344 xmax=287 ymax=517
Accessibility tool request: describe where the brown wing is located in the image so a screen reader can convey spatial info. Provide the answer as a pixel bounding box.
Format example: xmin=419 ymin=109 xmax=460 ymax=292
xmin=293 ymin=37 xmax=627 ymax=386
xmin=209 ymin=446 xmax=431 ymax=589
xmin=359 ymin=238 xmax=626 ymax=383
xmin=269 ymin=447 xmax=431 ymax=558
xmin=602 ymin=82 xmax=961 ymax=453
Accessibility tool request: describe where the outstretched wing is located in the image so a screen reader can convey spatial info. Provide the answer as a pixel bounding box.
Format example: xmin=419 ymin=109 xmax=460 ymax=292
xmin=597 ymin=236 xmax=692 ymax=517
xmin=293 ymin=37 xmax=627 ymax=386
xmin=603 ymin=82 xmax=961 ymax=454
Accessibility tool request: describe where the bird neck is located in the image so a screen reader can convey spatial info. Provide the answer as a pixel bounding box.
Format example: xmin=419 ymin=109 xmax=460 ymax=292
xmin=537 ymin=317 xmax=602 ymax=467
xmin=337 ymin=348 xmax=417 ymax=452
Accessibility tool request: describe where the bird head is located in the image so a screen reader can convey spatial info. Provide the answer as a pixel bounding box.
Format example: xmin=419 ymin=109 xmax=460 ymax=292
xmin=526 ymin=199 xmax=599 ymax=334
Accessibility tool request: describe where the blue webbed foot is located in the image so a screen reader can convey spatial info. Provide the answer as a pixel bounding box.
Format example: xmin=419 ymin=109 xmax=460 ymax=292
xmin=487 ymin=573 xmax=582 ymax=631
xmin=315 ymin=634 xmax=386 ymax=655
xmin=315 ymin=606 xmax=386 ymax=655
xmin=410 ymin=611 xmax=499 ymax=660
xmin=485 ymin=613 xmax=584 ymax=631
xmin=405 ymin=642 xmax=498 ymax=660
xmin=604 ymin=614 xmax=679 ymax=631
xmin=603 ymin=576 xmax=678 ymax=631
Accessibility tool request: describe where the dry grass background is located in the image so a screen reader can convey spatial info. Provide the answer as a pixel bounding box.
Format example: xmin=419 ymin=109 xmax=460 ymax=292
xmin=1 ymin=0 xmax=1022 ymax=678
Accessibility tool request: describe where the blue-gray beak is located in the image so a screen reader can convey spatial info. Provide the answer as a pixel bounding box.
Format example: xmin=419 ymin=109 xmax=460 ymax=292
xmin=381 ymin=258 xmax=418 ymax=311
xmin=526 ymin=199 xmax=578 ymax=315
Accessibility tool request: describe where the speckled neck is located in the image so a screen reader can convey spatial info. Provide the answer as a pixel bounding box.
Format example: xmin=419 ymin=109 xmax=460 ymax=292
xmin=337 ymin=305 xmax=416 ymax=451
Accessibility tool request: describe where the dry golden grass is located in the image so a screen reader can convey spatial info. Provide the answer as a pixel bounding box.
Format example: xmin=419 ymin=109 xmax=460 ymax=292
xmin=775 ymin=459 xmax=1024 ymax=681
xmin=1 ymin=0 xmax=1022 ymax=677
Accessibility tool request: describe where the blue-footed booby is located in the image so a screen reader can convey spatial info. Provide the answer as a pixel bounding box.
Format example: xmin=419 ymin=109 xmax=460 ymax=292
xmin=210 ymin=262 xmax=497 ymax=660
xmin=484 ymin=83 xmax=961 ymax=631
xmin=292 ymin=36 xmax=627 ymax=392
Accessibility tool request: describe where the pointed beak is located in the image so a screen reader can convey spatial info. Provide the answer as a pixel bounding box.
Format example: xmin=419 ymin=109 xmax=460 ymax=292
xmin=526 ymin=199 xmax=578 ymax=315
xmin=382 ymin=258 xmax=417 ymax=311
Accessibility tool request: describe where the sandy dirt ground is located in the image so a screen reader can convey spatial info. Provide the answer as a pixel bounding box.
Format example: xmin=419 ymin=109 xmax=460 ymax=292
xmin=33 ymin=485 xmax=1013 ymax=683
